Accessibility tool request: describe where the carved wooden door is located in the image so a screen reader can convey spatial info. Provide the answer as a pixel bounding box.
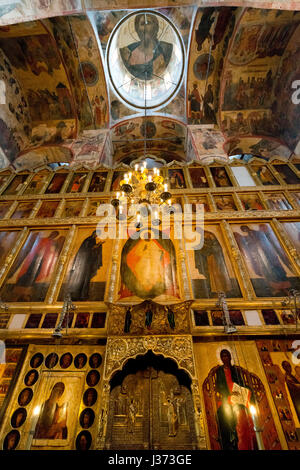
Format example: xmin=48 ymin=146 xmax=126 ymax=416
xmin=105 ymin=368 xmax=198 ymax=450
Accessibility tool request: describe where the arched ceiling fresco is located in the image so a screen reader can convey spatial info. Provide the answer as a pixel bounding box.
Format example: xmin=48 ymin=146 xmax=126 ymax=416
xmin=0 ymin=1 xmax=299 ymax=170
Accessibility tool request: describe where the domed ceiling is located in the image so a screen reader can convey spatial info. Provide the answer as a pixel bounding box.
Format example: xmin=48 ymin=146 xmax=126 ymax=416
xmin=0 ymin=1 xmax=299 ymax=170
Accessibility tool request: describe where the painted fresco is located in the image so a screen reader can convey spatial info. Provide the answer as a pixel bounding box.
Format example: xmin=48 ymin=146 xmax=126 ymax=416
xmin=188 ymin=128 xmax=228 ymax=164
xmin=0 ymin=21 xmax=76 ymax=148
xmin=188 ymin=225 xmax=241 ymax=299
xmin=281 ymin=222 xmax=300 ymax=252
xmin=225 ymin=137 xmax=292 ymax=161
xmin=85 ymin=199 xmax=107 ymax=217
xmin=58 ymin=227 xmax=113 ymax=301
xmin=47 ymin=15 xmax=108 ymax=132
xmin=0 ymin=48 xmax=31 ymax=163
xmin=232 ymin=223 xmax=300 ymax=297
xmin=195 ymin=341 xmax=281 ymax=450
xmin=0 ymin=229 xmax=66 ymax=302
xmin=0 ymin=1 xmax=81 ymax=27
xmin=0 ymin=231 xmax=20 ymax=266
xmin=118 ymin=228 xmax=180 ymax=302
xmin=112 ymin=117 xmax=186 ymax=163
xmin=221 ymin=9 xmax=300 ymax=152
xmin=188 ymin=7 xmax=237 ymax=125
xmin=14 ymin=147 xmax=72 ymax=172
xmin=256 ymin=339 xmax=300 ymax=450
xmin=65 ymin=131 xmax=108 ymax=166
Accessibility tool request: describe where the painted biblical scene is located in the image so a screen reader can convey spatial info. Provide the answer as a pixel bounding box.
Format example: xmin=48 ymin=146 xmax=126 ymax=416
xmin=251 ymin=165 xmax=279 ymax=186
xmin=195 ymin=341 xmax=281 ymax=450
xmin=214 ymin=195 xmax=237 ymax=211
xmin=256 ymin=339 xmax=300 ymax=450
xmin=108 ymin=11 xmax=183 ymax=109
xmin=188 ymin=225 xmax=241 ymax=299
xmin=210 ymin=167 xmax=232 ymax=187
xmin=66 ymin=173 xmax=88 ymax=193
xmin=88 ymin=172 xmax=107 ymax=193
xmin=239 ymin=193 xmax=264 ymax=211
xmin=2 ymin=174 xmax=28 ymax=195
xmin=187 ymin=196 xmax=210 ymax=213
xmin=23 ymin=172 xmax=49 ymax=195
xmin=168 ymin=169 xmax=186 ymax=189
xmin=58 ymin=228 xmax=113 ymax=302
xmin=45 ymin=173 xmax=68 ymax=194
xmin=61 ymin=200 xmax=83 ymax=218
xmin=85 ymin=199 xmax=107 ymax=218
xmin=281 ymin=222 xmax=300 ymax=253
xmin=31 ymin=372 xmax=83 ymax=449
xmin=11 ymin=202 xmax=35 ymax=219
xmin=118 ymin=228 xmax=180 ymax=302
xmin=273 ymin=165 xmax=300 ymax=185
xmin=110 ymin=171 xmax=126 ymax=192
xmin=265 ymin=193 xmax=292 ymax=211
xmin=0 ymin=229 xmax=66 ymax=302
xmin=188 ymin=167 xmax=209 ymax=188
xmin=36 ymin=201 xmax=59 ymax=219
xmin=232 ymin=223 xmax=300 ymax=297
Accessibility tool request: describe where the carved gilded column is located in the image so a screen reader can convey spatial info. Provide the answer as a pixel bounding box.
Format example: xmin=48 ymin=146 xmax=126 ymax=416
xmin=3 ymin=200 xmax=18 ymax=219
xmin=39 ymin=172 xmax=53 ymax=194
xmin=0 ymin=227 xmax=29 ymax=287
xmin=107 ymin=239 xmax=121 ymax=303
xmin=82 ymin=171 xmax=93 ymax=193
xmin=30 ymin=199 xmax=42 ymax=218
xmin=272 ymin=218 xmax=300 ymax=272
xmin=45 ymin=225 xmax=77 ymax=304
xmin=80 ymin=197 xmax=89 ymax=217
xmin=177 ymin=238 xmax=192 ymax=300
xmin=221 ymin=220 xmax=255 ymax=300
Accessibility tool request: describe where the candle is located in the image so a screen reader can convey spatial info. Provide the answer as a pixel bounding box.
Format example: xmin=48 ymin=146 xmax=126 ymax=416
xmin=119 ymin=206 xmax=123 ymax=214
xmin=157 ymin=169 xmax=160 ymax=176
xmin=143 ymin=161 xmax=147 ymax=168
xmin=137 ymin=214 xmax=140 ymax=222
xmin=154 ymin=210 xmax=158 ymax=219
xmin=135 ymin=164 xmax=138 ymax=171
xmin=128 ymin=172 xmax=132 ymax=180
xmin=116 ymin=192 xmax=120 ymax=199
xmin=168 ymin=199 xmax=171 ymax=206
xmin=164 ymin=184 xmax=168 ymax=192
xmin=148 ymin=175 xmax=152 ymax=182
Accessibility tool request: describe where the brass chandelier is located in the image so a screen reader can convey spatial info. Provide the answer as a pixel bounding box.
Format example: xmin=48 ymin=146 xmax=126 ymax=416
xmin=111 ymin=161 xmax=173 ymax=222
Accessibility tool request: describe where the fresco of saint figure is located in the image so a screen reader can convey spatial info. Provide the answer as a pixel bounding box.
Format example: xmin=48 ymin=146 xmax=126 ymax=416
xmin=119 ymin=229 xmax=179 ymax=301
xmin=120 ymin=13 xmax=173 ymax=81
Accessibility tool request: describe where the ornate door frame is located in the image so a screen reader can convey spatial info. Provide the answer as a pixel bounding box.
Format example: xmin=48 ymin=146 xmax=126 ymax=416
xmin=95 ymin=335 xmax=207 ymax=450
